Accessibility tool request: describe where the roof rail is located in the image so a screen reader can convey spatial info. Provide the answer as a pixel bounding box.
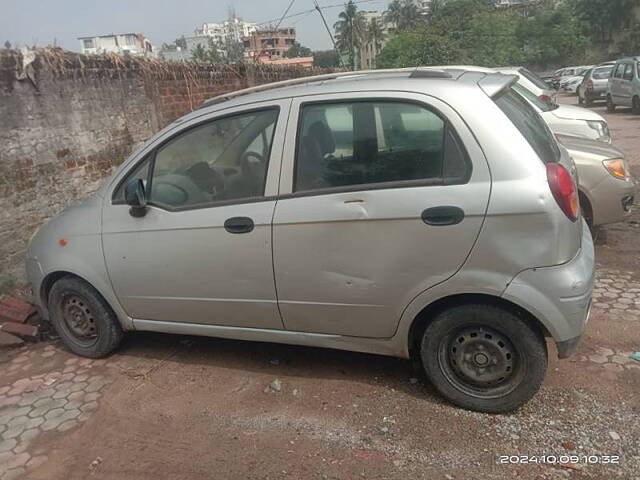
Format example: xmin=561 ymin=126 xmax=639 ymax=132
xmin=200 ymin=67 xmax=451 ymax=108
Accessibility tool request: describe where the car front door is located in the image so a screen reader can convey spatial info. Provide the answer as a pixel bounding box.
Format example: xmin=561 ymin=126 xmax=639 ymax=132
xmin=610 ymin=63 xmax=626 ymax=104
xmin=272 ymin=93 xmax=491 ymax=338
xmin=101 ymin=100 xmax=290 ymax=329
xmin=620 ymin=63 xmax=634 ymax=106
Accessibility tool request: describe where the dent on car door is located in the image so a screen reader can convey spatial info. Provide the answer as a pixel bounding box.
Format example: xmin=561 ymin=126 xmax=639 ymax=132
xmin=272 ymin=94 xmax=491 ymax=338
xmin=101 ymin=101 xmax=290 ymax=329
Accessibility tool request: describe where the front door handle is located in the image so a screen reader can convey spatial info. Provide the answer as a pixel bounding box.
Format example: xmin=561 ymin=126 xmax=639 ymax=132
xmin=421 ymin=206 xmax=465 ymax=226
xmin=224 ymin=216 xmax=254 ymax=234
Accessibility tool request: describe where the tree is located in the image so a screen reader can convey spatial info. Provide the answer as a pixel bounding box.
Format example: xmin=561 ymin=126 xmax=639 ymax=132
xmin=334 ymin=0 xmax=367 ymax=69
xmin=384 ymin=0 xmax=422 ymax=31
xmin=224 ymin=38 xmax=245 ymax=64
xmin=191 ymin=37 xmax=222 ymax=64
xmin=376 ymin=30 xmax=459 ymax=68
xmin=313 ymin=49 xmax=341 ymax=68
xmin=3 ymin=41 xmax=11 ymax=49
xmin=284 ymin=41 xmax=313 ymax=58
xmin=568 ymin=0 xmax=635 ymax=45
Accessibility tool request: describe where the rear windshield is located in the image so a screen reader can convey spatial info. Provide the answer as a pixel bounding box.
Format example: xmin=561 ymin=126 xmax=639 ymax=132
xmin=518 ymin=68 xmax=551 ymax=90
xmin=512 ymin=82 xmax=556 ymax=112
xmin=592 ymin=66 xmax=613 ymax=79
xmin=494 ymin=87 xmax=560 ymax=164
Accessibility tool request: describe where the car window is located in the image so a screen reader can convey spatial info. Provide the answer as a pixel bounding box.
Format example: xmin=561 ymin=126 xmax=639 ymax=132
xmin=518 ymin=68 xmax=550 ymax=90
xmin=494 ymin=87 xmax=560 ymax=165
xmin=623 ymin=63 xmax=634 ymax=81
xmin=512 ymin=83 xmax=555 ymax=112
xmin=113 ymin=157 xmax=151 ymax=202
xmin=592 ymin=66 xmax=613 ymax=80
xmin=131 ymin=108 xmax=278 ymax=210
xmin=614 ymin=64 xmax=625 ymax=79
xmin=294 ymin=101 xmax=469 ymax=192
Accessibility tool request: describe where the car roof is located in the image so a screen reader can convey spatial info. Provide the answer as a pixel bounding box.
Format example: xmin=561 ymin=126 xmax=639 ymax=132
xmin=191 ymin=67 xmax=517 ymax=120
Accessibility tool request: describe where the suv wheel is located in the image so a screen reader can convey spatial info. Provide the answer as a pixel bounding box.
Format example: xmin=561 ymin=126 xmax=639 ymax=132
xmin=633 ymin=96 xmax=640 ymax=115
xmin=420 ymin=304 xmax=547 ymax=413
xmin=606 ymin=95 xmax=616 ymax=113
xmin=49 ymin=276 xmax=124 ymax=358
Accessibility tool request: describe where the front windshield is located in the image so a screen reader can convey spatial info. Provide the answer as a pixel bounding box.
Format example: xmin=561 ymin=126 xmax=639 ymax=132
xmin=512 ymin=82 xmax=557 ymax=112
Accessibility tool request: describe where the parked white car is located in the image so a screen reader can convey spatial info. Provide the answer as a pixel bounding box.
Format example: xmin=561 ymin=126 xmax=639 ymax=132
xmin=513 ymin=83 xmax=611 ymax=143
xmin=438 ymin=66 xmax=611 ymax=143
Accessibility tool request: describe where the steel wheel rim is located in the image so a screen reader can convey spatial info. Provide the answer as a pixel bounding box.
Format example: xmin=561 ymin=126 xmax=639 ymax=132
xmin=437 ymin=325 xmax=525 ymax=399
xmin=59 ymin=293 xmax=99 ymax=347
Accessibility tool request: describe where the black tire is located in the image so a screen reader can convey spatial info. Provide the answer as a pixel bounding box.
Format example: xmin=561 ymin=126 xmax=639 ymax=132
xmin=420 ymin=304 xmax=547 ymax=413
xmin=48 ymin=276 xmax=123 ymax=358
xmin=632 ymin=96 xmax=640 ymax=115
xmin=606 ymin=95 xmax=616 ymax=113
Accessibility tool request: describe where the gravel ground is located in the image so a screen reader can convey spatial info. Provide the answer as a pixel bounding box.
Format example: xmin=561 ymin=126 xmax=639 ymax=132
xmin=0 ymin=93 xmax=639 ymax=480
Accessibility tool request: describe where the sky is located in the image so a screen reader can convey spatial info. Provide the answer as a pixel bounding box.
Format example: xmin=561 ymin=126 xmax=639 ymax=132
xmin=0 ymin=0 xmax=387 ymax=52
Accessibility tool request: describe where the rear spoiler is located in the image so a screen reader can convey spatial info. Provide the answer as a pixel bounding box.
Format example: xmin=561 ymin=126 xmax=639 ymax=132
xmin=478 ymin=73 xmax=519 ymax=98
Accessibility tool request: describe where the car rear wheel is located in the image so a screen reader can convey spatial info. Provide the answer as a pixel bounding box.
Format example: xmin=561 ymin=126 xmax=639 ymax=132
xmin=420 ymin=304 xmax=547 ymax=413
xmin=49 ymin=276 xmax=123 ymax=358
xmin=606 ymin=95 xmax=616 ymax=113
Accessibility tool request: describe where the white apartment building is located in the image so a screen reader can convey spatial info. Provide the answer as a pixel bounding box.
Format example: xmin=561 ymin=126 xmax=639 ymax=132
xmin=196 ymin=18 xmax=257 ymax=46
xmin=78 ymin=33 xmax=153 ymax=57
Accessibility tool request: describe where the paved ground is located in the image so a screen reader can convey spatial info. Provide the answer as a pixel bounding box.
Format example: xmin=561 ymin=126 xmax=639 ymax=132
xmin=1 ymin=94 xmax=639 ymax=480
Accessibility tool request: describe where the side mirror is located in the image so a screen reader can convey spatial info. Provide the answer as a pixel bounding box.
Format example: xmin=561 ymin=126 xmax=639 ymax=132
xmin=124 ymin=179 xmax=147 ymax=217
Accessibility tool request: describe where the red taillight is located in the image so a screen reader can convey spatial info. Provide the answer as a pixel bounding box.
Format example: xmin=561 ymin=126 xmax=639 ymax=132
xmin=546 ymin=163 xmax=579 ymax=222
xmin=587 ymin=79 xmax=594 ymax=90
xmin=539 ymin=94 xmax=552 ymax=103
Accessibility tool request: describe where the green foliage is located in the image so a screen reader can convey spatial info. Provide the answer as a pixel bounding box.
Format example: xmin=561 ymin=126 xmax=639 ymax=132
xmin=191 ymin=38 xmax=222 ymax=64
xmin=384 ymin=0 xmax=424 ymax=31
xmin=313 ymin=50 xmax=341 ymax=68
xmin=567 ymin=0 xmax=636 ymax=44
xmin=613 ymin=20 xmax=640 ymax=56
xmin=284 ymin=42 xmax=313 ymax=58
xmin=377 ymin=0 xmax=594 ymax=69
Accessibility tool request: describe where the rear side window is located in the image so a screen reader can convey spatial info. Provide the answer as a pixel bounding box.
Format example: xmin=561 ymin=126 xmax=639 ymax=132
xmin=592 ymin=66 xmax=613 ymax=80
xmin=614 ymin=64 xmax=625 ymax=79
xmin=623 ymin=64 xmax=634 ymax=81
xmin=494 ymin=88 xmax=560 ymax=164
xmin=294 ymin=101 xmax=470 ymax=192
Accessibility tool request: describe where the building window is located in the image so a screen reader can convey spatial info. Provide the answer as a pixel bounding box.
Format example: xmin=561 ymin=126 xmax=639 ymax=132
xmin=83 ymin=39 xmax=95 ymax=49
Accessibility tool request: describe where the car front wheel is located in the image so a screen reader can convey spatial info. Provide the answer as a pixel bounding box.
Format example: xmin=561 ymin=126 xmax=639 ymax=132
xmin=420 ymin=304 xmax=547 ymax=413
xmin=49 ymin=276 xmax=124 ymax=358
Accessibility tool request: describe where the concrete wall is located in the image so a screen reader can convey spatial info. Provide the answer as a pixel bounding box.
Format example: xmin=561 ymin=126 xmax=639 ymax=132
xmin=0 ymin=49 xmax=335 ymax=291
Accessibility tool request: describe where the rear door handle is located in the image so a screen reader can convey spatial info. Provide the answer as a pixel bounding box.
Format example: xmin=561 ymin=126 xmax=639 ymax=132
xmin=224 ymin=216 xmax=254 ymax=234
xmin=421 ymin=206 xmax=465 ymax=226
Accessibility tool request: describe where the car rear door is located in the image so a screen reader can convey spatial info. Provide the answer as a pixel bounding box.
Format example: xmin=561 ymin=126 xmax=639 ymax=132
xmin=610 ymin=63 xmax=626 ymax=104
xmin=271 ymin=92 xmax=491 ymax=338
xmin=101 ymin=100 xmax=290 ymax=330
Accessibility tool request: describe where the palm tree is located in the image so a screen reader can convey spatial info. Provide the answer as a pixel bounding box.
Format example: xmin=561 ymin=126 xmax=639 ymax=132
xmin=384 ymin=0 xmax=421 ymax=31
xmin=334 ymin=1 xmax=367 ymax=69
xmin=366 ymin=18 xmax=385 ymax=68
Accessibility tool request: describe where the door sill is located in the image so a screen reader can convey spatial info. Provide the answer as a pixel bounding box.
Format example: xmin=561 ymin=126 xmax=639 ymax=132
xmin=132 ymin=318 xmax=407 ymax=359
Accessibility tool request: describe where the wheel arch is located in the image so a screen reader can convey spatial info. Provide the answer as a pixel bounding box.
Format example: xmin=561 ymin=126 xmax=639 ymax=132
xmin=39 ymin=270 xmax=133 ymax=330
xmin=406 ymin=293 xmax=550 ymax=360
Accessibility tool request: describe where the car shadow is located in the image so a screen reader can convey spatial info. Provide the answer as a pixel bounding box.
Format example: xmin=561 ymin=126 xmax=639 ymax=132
xmin=108 ymin=330 xmax=446 ymax=404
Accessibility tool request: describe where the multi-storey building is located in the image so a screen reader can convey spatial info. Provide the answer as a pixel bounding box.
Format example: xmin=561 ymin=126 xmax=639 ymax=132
xmin=243 ymin=28 xmax=296 ymax=61
xmin=78 ymin=33 xmax=153 ymax=57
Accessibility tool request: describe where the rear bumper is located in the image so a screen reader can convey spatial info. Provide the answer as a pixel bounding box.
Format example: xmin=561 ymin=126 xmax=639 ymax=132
xmin=590 ymin=175 xmax=636 ymax=226
xmin=502 ymin=220 xmax=595 ymax=358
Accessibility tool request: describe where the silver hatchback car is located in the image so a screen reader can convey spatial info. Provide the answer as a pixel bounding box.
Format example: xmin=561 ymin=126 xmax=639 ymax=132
xmin=26 ymin=69 xmax=594 ymax=413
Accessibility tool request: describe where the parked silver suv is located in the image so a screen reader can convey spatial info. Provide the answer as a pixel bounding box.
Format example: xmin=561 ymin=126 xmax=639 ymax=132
xmin=26 ymin=69 xmax=594 ymax=413
xmin=607 ymin=57 xmax=640 ymax=114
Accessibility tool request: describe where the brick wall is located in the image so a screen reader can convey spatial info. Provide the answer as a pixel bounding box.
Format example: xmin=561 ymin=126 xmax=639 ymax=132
xmin=0 ymin=49 xmax=337 ymax=290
